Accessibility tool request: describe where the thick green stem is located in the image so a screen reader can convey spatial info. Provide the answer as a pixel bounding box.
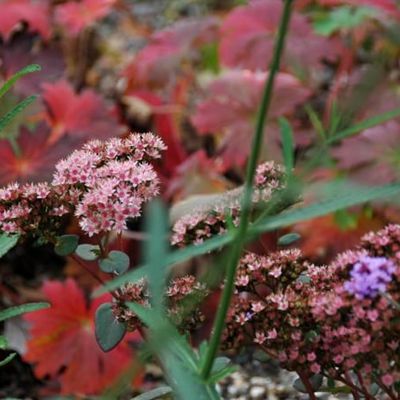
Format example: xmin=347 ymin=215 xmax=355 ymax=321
xmin=200 ymin=0 xmax=295 ymax=380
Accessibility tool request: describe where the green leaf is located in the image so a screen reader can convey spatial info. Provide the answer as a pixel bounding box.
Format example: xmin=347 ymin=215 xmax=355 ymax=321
xmin=99 ymin=250 xmax=130 ymax=274
xmin=95 ymin=303 xmax=127 ymax=352
xmin=253 ymin=182 xmax=400 ymax=235
xmin=0 ymin=336 xmax=8 ymax=350
xmin=131 ymin=386 xmax=173 ymax=400
xmin=144 ymin=200 xmax=168 ymax=309
xmin=0 ymin=234 xmax=19 ymax=258
xmin=279 ymin=117 xmax=294 ymax=172
xmin=313 ymin=6 xmax=374 ymax=36
xmin=278 ymin=232 xmax=301 ymax=246
xmin=75 ymin=244 xmax=100 ymax=261
xmin=327 ymin=107 xmax=400 ymax=144
xmin=293 ymin=374 xmax=323 ymax=393
xmin=0 ymin=302 xmax=50 ymax=322
xmin=0 ymin=352 xmax=16 ymax=367
xmin=208 ymin=356 xmax=236 ymax=383
xmin=0 ymin=64 xmax=41 ymax=99
xmin=54 ymin=234 xmax=79 ymax=257
xmin=0 ymin=95 xmax=37 ymax=133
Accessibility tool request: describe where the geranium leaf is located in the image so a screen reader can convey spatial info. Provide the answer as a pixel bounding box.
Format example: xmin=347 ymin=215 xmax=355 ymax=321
xmin=0 ymin=335 xmax=8 ymax=350
xmin=23 ymin=279 xmax=134 ymax=393
xmin=0 ymin=302 xmax=50 ymax=322
xmin=54 ymin=234 xmax=79 ymax=257
xmin=95 ymin=303 xmax=127 ymax=352
xmin=99 ymin=251 xmax=130 ymax=274
xmin=75 ymin=244 xmax=100 ymax=261
xmin=0 ymin=233 xmax=19 ymax=258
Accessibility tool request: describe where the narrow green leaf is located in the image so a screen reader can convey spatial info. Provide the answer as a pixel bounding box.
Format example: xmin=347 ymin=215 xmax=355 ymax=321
xmin=99 ymin=250 xmax=130 ymax=274
xmin=54 ymin=234 xmax=79 ymax=257
xmin=0 ymin=234 xmax=19 ymax=258
xmin=0 ymin=64 xmax=41 ymax=99
xmin=0 ymin=352 xmax=16 ymax=367
xmin=279 ymin=117 xmax=294 ymax=172
xmin=75 ymin=244 xmax=100 ymax=261
xmin=95 ymin=303 xmax=127 ymax=352
xmin=0 ymin=95 xmax=37 ymax=133
xmin=327 ymin=108 xmax=400 ymax=144
xmin=0 ymin=302 xmax=50 ymax=322
xmin=131 ymin=386 xmax=173 ymax=400
xmin=253 ymin=183 xmax=400 ymax=235
xmin=144 ymin=200 xmax=168 ymax=309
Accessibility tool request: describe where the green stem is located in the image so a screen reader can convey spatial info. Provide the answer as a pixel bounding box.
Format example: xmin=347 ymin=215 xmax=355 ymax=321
xmin=200 ymin=0 xmax=295 ymax=380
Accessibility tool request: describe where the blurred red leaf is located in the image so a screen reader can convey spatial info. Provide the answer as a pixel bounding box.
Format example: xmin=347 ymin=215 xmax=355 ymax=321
xmin=129 ymin=91 xmax=187 ymax=178
xmin=219 ymin=0 xmax=339 ymax=75
xmin=124 ymin=17 xmax=219 ymax=90
xmin=0 ymin=123 xmax=71 ymax=184
xmin=0 ymin=0 xmax=51 ymax=41
xmin=166 ymin=150 xmax=229 ymax=201
xmin=55 ymin=0 xmax=116 ymax=36
xmin=23 ymin=279 xmax=136 ymax=395
xmin=0 ymin=37 xmax=65 ymax=97
xmin=42 ymin=80 xmax=123 ymax=145
xmin=191 ymin=70 xmax=311 ymax=167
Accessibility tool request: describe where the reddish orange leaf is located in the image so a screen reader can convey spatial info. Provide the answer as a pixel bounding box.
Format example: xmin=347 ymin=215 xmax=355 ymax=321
xmin=42 ymin=80 xmax=123 ymax=145
xmin=23 ymin=279 xmax=137 ymax=395
xmin=55 ymin=0 xmax=116 ymax=36
xmin=0 ymin=0 xmax=51 ymax=41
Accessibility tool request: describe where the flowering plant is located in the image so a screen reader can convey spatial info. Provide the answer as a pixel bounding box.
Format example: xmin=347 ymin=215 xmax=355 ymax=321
xmin=2 ymin=1 xmax=400 ymax=399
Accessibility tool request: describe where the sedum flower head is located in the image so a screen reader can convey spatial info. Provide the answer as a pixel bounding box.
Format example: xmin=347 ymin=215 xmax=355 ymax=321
xmin=52 ymin=132 xmax=165 ymax=236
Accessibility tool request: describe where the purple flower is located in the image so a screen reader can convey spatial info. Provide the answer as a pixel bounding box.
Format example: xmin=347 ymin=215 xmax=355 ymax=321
xmin=344 ymin=256 xmax=395 ymax=299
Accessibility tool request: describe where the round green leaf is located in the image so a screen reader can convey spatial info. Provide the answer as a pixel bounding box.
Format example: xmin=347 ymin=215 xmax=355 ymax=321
xmin=54 ymin=235 xmax=79 ymax=256
xmin=95 ymin=303 xmax=126 ymax=352
xmin=75 ymin=244 xmax=100 ymax=261
xmin=99 ymin=250 xmax=130 ymax=274
xmin=293 ymin=374 xmax=323 ymax=393
xmin=278 ymin=232 xmax=301 ymax=246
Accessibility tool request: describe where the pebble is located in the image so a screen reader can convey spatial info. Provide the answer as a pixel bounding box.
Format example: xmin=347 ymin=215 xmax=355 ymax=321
xmin=249 ymin=386 xmax=266 ymax=398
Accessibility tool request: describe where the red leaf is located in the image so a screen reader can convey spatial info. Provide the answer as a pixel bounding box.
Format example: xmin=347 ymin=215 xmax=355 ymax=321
xmin=42 ymin=80 xmax=123 ymax=145
xmin=130 ymin=90 xmax=187 ymax=178
xmin=0 ymin=123 xmax=70 ymax=184
xmin=55 ymin=0 xmax=116 ymax=36
xmin=191 ymin=70 xmax=311 ymax=167
xmin=23 ymin=279 xmax=136 ymax=395
xmin=0 ymin=0 xmax=51 ymax=41
xmin=124 ymin=17 xmax=219 ymax=89
xmin=166 ymin=150 xmax=229 ymax=201
xmin=219 ymin=0 xmax=339 ymax=74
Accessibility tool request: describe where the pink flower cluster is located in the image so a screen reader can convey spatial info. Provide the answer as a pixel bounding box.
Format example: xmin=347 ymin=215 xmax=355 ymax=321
xmin=171 ymin=161 xmax=285 ymax=247
xmin=112 ymin=275 xmax=208 ymax=332
xmin=0 ymin=132 xmax=166 ymax=240
xmin=52 ymin=133 xmax=166 ymax=236
xmin=223 ymin=224 xmax=400 ymax=398
xmin=0 ymin=182 xmax=73 ymax=239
